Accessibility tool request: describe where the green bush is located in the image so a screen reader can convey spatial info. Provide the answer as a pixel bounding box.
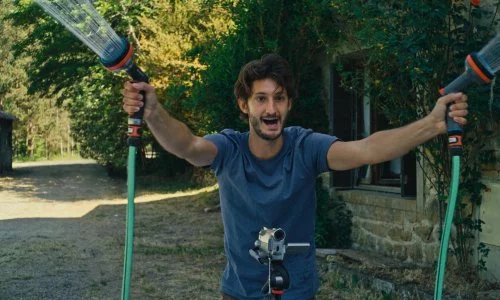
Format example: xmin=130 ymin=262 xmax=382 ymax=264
xmin=315 ymin=178 xmax=353 ymax=248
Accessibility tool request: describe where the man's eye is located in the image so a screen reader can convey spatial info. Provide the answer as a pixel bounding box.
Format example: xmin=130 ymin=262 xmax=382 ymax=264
xmin=257 ymin=97 xmax=266 ymax=102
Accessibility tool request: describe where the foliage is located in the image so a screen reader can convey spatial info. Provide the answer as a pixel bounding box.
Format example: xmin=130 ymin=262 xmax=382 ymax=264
xmin=8 ymin=0 xmax=342 ymax=178
xmin=136 ymin=0 xmax=235 ymax=174
xmin=476 ymin=241 xmax=490 ymax=272
xmin=68 ymin=69 xmax=129 ymax=167
xmin=0 ymin=1 xmax=74 ymax=160
xmin=8 ymin=0 xmax=234 ymax=172
xmin=315 ymin=177 xmax=353 ymax=248
xmin=185 ymin=0 xmax=340 ymax=135
xmin=334 ymin=0 xmax=499 ymax=273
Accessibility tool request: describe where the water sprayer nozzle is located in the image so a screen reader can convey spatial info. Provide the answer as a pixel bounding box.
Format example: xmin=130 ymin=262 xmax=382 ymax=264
xmin=100 ymin=38 xmax=134 ymax=71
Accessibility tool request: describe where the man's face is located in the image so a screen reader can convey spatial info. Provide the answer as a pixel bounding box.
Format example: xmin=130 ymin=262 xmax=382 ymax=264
xmin=239 ymin=78 xmax=292 ymax=141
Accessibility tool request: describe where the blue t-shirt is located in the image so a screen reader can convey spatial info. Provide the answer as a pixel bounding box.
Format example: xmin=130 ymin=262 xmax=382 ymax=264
xmin=204 ymin=126 xmax=337 ymax=299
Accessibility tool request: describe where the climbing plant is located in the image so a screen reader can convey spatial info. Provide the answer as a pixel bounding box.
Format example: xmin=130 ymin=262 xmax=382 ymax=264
xmin=334 ymin=0 xmax=499 ymax=275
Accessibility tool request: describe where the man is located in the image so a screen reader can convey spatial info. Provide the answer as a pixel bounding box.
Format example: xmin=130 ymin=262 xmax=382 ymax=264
xmin=122 ymin=54 xmax=468 ymax=299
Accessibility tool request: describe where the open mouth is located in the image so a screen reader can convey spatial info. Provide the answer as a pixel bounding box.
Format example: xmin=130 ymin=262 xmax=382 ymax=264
xmin=262 ymin=116 xmax=279 ymax=126
xmin=262 ymin=117 xmax=279 ymax=129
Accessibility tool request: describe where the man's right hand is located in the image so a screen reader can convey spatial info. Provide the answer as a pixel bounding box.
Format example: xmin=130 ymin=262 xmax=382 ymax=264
xmin=122 ymin=81 xmax=158 ymax=120
xmin=121 ymin=81 xmax=217 ymax=167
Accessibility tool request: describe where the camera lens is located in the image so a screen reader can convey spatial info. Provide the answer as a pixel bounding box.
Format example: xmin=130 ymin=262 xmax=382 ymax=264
xmin=273 ymin=229 xmax=285 ymax=241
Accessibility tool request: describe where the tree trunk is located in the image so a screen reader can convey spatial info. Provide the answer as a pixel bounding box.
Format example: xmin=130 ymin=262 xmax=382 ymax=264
xmin=27 ymin=122 xmax=35 ymax=159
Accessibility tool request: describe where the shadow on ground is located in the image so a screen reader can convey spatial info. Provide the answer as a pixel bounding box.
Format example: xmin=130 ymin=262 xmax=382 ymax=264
xmin=0 ymin=191 xmax=225 ymax=300
xmin=0 ymin=160 xmax=225 ymax=299
xmin=0 ymin=161 xmax=125 ymax=202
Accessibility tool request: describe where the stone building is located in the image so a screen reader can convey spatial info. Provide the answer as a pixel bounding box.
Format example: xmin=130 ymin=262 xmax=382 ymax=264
xmin=320 ymin=1 xmax=500 ymax=281
xmin=321 ymin=54 xmax=500 ymax=281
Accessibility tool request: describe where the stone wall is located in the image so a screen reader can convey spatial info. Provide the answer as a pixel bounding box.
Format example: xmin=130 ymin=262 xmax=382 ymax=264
xmin=337 ymin=189 xmax=440 ymax=264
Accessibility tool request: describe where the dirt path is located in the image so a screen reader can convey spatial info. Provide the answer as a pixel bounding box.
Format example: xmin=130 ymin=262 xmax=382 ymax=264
xmin=0 ymin=160 xmax=224 ymax=299
xmin=0 ymin=160 xmax=387 ymax=300
xmin=0 ymin=160 xmax=126 ymax=220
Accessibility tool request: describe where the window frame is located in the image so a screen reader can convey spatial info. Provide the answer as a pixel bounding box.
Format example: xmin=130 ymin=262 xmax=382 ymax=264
xmin=328 ymin=60 xmax=416 ymax=198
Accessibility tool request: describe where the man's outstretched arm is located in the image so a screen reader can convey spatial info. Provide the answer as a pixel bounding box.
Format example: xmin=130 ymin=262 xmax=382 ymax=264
xmin=327 ymin=93 xmax=468 ymax=171
xmin=122 ymin=81 xmax=217 ymax=167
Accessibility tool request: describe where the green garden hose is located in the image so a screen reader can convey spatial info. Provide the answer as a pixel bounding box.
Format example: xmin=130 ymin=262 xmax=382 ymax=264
xmin=31 ymin=1 xmax=149 ymax=298
xmin=122 ymin=146 xmax=137 ymax=300
xmin=434 ymin=155 xmax=461 ymax=300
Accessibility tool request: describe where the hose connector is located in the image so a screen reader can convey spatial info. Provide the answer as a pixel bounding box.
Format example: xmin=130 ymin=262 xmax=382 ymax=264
xmin=100 ymin=38 xmax=149 ymax=147
xmin=440 ymin=52 xmax=494 ymax=156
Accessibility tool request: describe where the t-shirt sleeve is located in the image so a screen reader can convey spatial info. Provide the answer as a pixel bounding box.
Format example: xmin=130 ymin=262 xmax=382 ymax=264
xmin=203 ymin=129 xmax=238 ymax=174
xmin=302 ymin=131 xmax=338 ymax=175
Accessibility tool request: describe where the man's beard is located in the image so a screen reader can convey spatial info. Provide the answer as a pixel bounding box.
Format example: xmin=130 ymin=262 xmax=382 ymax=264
xmin=249 ymin=114 xmax=286 ymax=141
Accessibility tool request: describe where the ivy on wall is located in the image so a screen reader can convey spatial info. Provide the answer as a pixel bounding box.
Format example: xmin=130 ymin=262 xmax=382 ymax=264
xmin=334 ymin=0 xmax=500 ymax=274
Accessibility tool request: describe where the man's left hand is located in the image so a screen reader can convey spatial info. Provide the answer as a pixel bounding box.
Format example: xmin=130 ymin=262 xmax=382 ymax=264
xmin=431 ymin=92 xmax=469 ymax=134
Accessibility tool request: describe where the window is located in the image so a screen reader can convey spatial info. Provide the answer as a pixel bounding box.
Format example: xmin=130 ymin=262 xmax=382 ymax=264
xmin=328 ymin=60 xmax=416 ymax=197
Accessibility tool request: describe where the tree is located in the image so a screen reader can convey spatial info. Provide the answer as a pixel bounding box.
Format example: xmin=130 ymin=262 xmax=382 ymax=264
xmin=186 ymin=0 xmax=340 ymax=135
xmin=9 ymin=0 xmax=233 ymax=172
xmin=1 ymin=1 xmax=74 ymax=160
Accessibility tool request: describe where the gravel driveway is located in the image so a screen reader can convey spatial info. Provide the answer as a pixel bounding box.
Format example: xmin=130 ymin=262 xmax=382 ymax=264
xmin=0 ymin=159 xmax=224 ymax=300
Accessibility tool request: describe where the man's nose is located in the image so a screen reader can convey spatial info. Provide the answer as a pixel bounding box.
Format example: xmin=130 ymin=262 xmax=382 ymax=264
xmin=265 ymin=99 xmax=277 ymax=113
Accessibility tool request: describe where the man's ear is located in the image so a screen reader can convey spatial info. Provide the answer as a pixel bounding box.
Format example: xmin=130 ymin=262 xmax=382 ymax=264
xmin=288 ymin=98 xmax=292 ymax=111
xmin=238 ymin=98 xmax=248 ymax=114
